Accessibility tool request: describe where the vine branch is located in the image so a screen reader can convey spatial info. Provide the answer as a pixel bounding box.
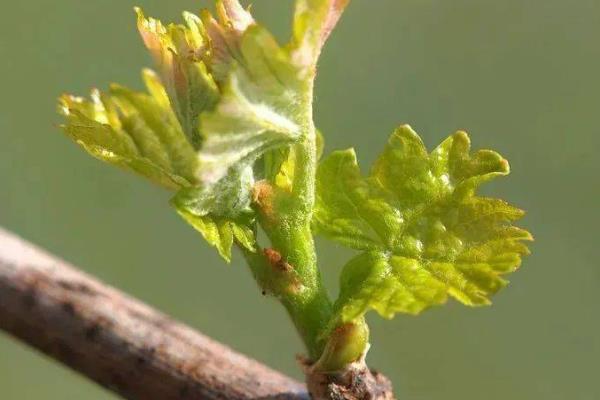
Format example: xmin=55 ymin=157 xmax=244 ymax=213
xmin=0 ymin=226 xmax=308 ymax=400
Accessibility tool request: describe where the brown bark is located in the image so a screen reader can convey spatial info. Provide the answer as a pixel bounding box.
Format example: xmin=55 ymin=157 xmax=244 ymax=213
xmin=0 ymin=227 xmax=308 ymax=400
xmin=303 ymin=359 xmax=394 ymax=400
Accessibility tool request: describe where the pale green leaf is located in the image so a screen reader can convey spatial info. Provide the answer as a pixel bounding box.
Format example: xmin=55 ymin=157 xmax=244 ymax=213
xmin=336 ymin=252 xmax=448 ymax=320
xmin=171 ymin=167 xmax=254 ymax=220
xmin=196 ymin=25 xmax=304 ymax=215
xmin=136 ymin=8 xmax=220 ymax=147
xmin=315 ymin=125 xmax=532 ymax=322
xmin=58 ymin=73 xmax=197 ymax=190
xmin=60 ymin=1 xmax=320 ymax=261
xmin=314 ymin=149 xmax=391 ymax=249
xmin=137 ymin=4 xmax=306 ymax=218
xmin=198 ymin=26 xmax=303 ymax=181
xmin=171 ymin=186 xmax=256 ymax=262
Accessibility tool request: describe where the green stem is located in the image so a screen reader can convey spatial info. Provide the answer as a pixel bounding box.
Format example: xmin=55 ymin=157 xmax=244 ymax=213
xmin=241 ymin=234 xmax=332 ymax=360
xmin=244 ymin=80 xmax=334 ymax=359
xmin=245 ymin=77 xmax=369 ymax=366
xmin=291 ymin=116 xmax=317 ymax=212
xmin=279 ymin=83 xmax=333 ymax=359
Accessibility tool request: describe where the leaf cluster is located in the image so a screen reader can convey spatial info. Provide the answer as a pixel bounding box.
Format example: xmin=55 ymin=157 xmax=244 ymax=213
xmin=58 ymin=0 xmax=532 ymax=363
xmin=60 ymin=0 xmax=340 ymax=260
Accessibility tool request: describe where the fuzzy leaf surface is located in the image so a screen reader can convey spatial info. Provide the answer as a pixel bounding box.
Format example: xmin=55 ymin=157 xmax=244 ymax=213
xmin=197 ymin=25 xmax=303 ymax=189
xmin=60 ymin=0 xmax=343 ymax=262
xmin=138 ymin=4 xmax=305 ymax=218
xmin=172 ymin=187 xmax=255 ymax=262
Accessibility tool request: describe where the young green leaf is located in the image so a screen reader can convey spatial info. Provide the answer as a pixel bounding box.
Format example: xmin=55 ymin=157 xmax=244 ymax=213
xmin=59 ymin=70 xmax=197 ymax=190
xmin=197 ymin=25 xmax=304 ymax=190
xmin=172 ymin=186 xmax=255 ymax=262
xmin=56 ymin=0 xmax=532 ymax=384
xmin=61 ymin=1 xmax=317 ymax=261
xmin=290 ymin=0 xmax=350 ymax=69
xmin=138 ymin=3 xmax=307 ymax=219
xmin=136 ymin=8 xmax=219 ymax=147
xmin=314 ymin=125 xmax=532 ymax=323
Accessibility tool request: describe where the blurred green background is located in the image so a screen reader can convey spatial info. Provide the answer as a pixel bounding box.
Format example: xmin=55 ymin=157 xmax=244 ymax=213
xmin=1 ymin=1 xmax=598 ymax=399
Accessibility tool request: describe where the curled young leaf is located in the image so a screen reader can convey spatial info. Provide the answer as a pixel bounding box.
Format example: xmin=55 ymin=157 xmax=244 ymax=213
xmin=198 ymin=25 xmax=303 ymax=188
xmin=172 ymin=188 xmax=255 ymax=263
xmin=138 ymin=4 xmax=306 ymax=219
xmin=58 ymin=72 xmax=196 ymax=190
xmin=136 ymin=8 xmax=219 ymax=148
xmin=59 ymin=0 xmax=343 ymax=262
xmin=290 ymin=0 xmax=351 ymax=69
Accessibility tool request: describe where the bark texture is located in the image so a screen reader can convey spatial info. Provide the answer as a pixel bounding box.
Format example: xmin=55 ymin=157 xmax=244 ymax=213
xmin=302 ymin=359 xmax=394 ymax=400
xmin=0 ymin=227 xmax=308 ymax=400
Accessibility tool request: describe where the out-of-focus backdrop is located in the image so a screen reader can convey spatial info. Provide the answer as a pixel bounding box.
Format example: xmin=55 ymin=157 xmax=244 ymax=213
xmin=1 ymin=1 xmax=598 ymax=399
